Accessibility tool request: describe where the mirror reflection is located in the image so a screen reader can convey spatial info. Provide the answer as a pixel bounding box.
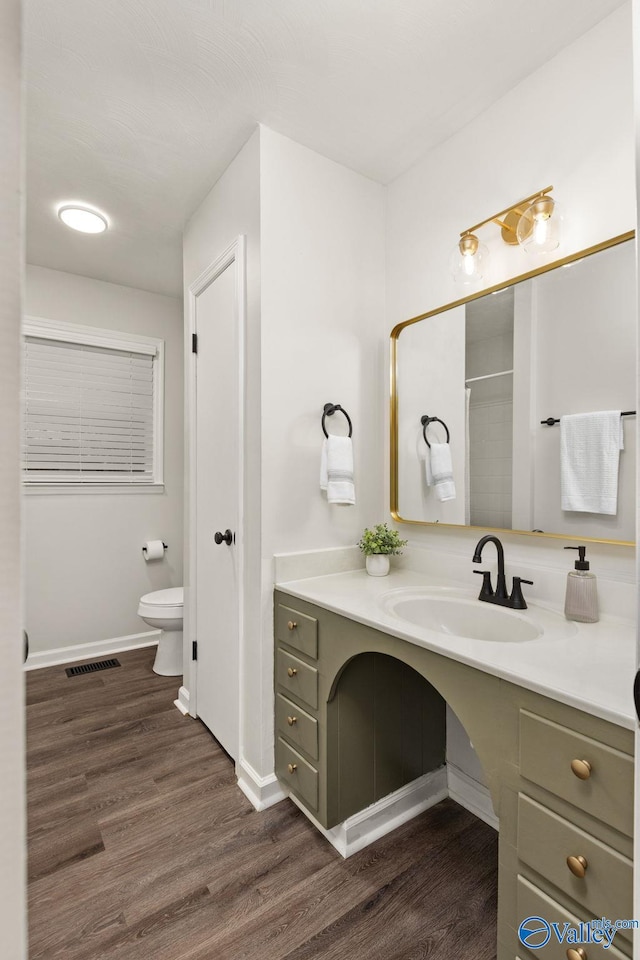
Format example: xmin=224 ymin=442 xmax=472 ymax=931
xmin=392 ymin=234 xmax=636 ymax=544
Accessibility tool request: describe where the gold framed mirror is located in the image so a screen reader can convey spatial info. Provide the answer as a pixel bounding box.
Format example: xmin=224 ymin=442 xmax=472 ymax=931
xmin=390 ymin=231 xmax=636 ymax=545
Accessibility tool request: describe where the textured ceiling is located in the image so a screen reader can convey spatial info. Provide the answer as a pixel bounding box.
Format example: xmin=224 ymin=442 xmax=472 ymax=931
xmin=25 ymin=0 xmax=627 ymax=297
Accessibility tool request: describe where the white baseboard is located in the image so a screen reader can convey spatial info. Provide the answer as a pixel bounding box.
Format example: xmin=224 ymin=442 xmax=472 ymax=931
xmin=447 ymin=763 xmax=499 ymax=831
xmin=236 ymin=757 xmax=288 ymax=812
xmin=24 ymin=630 xmax=160 ymax=671
xmin=289 ymin=766 xmax=448 ymax=859
xmin=174 ymin=685 xmax=191 ymax=716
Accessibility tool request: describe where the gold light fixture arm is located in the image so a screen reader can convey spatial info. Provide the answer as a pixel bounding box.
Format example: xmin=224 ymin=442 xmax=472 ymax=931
xmin=461 ymin=185 xmax=554 ymax=238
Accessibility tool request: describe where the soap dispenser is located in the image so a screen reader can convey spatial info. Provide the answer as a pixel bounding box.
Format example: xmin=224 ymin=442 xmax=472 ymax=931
xmin=564 ymin=546 xmax=599 ymax=623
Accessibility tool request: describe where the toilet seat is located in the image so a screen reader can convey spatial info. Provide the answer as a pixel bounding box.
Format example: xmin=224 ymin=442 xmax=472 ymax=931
xmin=138 ymin=587 xmax=183 ymax=620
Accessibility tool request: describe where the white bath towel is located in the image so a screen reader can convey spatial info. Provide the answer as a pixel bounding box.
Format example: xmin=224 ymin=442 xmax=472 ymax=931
xmin=321 ymin=436 xmax=355 ymax=505
xmin=416 ymin=431 xmax=433 ymax=486
xmin=430 ymin=442 xmax=456 ymax=502
xmin=560 ymin=411 xmax=624 ymax=515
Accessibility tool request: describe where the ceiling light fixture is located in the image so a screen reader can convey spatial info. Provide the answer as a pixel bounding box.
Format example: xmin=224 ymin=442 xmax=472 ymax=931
xmin=451 ymin=185 xmax=561 ymax=284
xmin=57 ymin=204 xmax=109 ymax=234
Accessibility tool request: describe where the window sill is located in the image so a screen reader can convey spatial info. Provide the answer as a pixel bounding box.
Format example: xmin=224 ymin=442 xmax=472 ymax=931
xmin=23 ymin=483 xmax=165 ymax=496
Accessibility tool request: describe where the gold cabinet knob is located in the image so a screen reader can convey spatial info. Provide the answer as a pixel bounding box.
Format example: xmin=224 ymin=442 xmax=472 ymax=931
xmin=571 ymin=759 xmax=592 ymax=780
xmin=287 ymin=620 xmax=297 ymax=631
xmin=287 ymin=715 xmax=297 ymax=726
xmin=567 ymin=855 xmax=588 ymax=878
xmin=567 ymin=949 xmax=588 ymax=960
xmin=287 ymin=667 xmax=297 ymax=678
xmin=287 ymin=763 xmax=297 ymax=774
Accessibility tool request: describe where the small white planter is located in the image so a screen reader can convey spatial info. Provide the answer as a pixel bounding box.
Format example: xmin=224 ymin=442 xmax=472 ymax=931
xmin=365 ymin=554 xmax=390 ymax=577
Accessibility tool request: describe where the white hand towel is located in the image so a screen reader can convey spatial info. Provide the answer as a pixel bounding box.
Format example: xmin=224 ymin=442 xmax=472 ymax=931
xmin=561 ymin=410 xmax=623 ymax=515
xmin=416 ymin=431 xmax=433 ymax=486
xmin=430 ymin=442 xmax=456 ymax=502
xmin=323 ymin=435 xmax=356 ymax=505
xmin=320 ymin=439 xmax=328 ymax=490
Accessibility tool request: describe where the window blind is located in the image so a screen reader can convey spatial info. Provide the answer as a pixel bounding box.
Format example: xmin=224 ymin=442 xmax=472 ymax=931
xmin=23 ymin=336 xmax=156 ymax=482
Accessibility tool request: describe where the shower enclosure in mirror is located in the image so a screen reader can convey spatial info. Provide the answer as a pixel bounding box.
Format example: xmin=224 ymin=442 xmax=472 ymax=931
xmin=390 ymin=232 xmax=636 ymax=545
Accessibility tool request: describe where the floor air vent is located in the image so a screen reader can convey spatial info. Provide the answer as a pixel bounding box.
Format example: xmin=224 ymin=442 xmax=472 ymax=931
xmin=66 ymin=658 xmax=121 ymax=678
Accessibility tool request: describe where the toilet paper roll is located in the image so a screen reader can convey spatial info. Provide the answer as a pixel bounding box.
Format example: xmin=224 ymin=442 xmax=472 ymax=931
xmin=143 ymin=540 xmax=166 ymax=561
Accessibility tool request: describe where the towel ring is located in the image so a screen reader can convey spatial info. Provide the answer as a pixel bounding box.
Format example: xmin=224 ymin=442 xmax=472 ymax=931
xmin=421 ymin=415 xmax=450 ymax=448
xmin=322 ymin=403 xmax=353 ymax=438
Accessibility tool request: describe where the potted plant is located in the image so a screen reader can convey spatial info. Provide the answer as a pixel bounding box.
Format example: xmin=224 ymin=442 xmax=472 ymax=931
xmin=357 ymin=523 xmax=408 ymax=577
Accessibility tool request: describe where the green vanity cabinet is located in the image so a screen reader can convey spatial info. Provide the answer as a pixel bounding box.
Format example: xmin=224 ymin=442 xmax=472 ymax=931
xmin=273 ymin=589 xmax=634 ymax=960
xmin=513 ymin=707 xmax=634 ymax=958
xmin=274 ymin=590 xmax=447 ymax=827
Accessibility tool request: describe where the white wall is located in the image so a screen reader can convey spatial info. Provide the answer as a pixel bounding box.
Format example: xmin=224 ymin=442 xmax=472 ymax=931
xmin=0 ymin=0 xmax=26 ymax=953
xmin=387 ymin=6 xmax=635 ymax=328
xmin=24 ymin=266 xmax=184 ymax=655
xmin=386 ymin=5 xmax=636 ymax=792
xmin=259 ymin=128 xmax=386 ymax=555
xmin=258 ymin=128 xmax=386 ymax=773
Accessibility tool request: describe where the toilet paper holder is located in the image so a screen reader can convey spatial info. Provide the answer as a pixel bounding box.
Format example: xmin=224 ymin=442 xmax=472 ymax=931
xmin=142 ymin=541 xmax=168 ymax=556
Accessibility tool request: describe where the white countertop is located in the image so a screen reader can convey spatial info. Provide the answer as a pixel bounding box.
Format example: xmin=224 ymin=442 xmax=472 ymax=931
xmin=275 ymin=567 xmax=637 ymax=730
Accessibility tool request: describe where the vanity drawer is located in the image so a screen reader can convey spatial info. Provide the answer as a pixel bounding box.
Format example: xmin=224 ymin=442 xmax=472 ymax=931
xmin=275 ymin=603 xmax=318 ymax=659
xmin=517 ymin=794 xmax=633 ymax=924
xmin=516 ymin=875 xmax=630 ymax=960
xmin=519 ymin=710 xmax=634 ymax=837
xmin=276 ymin=737 xmax=318 ymax=810
xmin=276 ymin=648 xmax=318 ymax=710
xmin=276 ymin=693 xmax=318 ymax=760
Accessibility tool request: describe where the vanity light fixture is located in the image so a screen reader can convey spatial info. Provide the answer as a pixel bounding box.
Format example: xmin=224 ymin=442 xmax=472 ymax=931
xmin=452 ymin=185 xmax=561 ymax=283
xmin=516 ymin=191 xmax=562 ymax=254
xmin=57 ymin=203 xmax=109 ymax=234
xmin=450 ymin=232 xmax=490 ymax=286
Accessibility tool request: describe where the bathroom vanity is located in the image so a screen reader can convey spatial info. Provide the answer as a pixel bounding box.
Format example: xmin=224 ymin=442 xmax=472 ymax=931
xmin=274 ymin=567 xmax=635 ymax=960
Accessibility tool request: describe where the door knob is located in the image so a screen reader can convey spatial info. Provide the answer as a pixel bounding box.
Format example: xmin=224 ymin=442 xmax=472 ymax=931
xmin=214 ymin=529 xmax=233 ymax=546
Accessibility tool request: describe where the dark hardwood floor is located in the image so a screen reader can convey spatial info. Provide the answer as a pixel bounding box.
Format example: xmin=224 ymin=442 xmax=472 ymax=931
xmin=27 ymin=648 xmax=497 ymax=960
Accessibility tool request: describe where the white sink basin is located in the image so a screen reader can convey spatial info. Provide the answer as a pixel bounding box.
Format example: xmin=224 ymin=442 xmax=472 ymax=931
xmin=381 ymin=586 xmax=576 ymax=643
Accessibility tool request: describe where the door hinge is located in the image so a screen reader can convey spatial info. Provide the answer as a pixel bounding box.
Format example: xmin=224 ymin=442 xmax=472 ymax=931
xmin=192 ymin=333 xmax=198 ymax=354
xmin=192 ymin=640 xmax=198 ymax=661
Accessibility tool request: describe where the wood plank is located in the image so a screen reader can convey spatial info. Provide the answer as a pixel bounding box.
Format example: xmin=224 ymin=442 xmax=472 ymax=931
xmin=281 ymin=817 xmax=497 ymax=960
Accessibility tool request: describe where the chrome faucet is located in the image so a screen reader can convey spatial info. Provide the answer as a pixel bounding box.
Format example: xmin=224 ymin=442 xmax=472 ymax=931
xmin=472 ymin=534 xmax=533 ymax=610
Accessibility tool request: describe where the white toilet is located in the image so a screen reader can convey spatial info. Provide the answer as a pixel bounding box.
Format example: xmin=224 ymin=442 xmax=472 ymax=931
xmin=138 ymin=587 xmax=184 ymax=676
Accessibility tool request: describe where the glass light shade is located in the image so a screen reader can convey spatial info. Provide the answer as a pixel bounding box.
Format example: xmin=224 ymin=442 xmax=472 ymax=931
xmin=57 ymin=204 xmax=108 ymax=234
xmin=516 ymin=196 xmax=562 ymax=254
xmin=450 ymin=236 xmax=489 ymax=285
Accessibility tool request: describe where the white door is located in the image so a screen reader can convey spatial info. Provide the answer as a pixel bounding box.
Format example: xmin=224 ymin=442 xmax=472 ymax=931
xmin=194 ymin=254 xmax=241 ymax=760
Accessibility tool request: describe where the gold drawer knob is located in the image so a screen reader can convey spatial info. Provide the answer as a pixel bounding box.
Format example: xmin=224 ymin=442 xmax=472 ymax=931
xmin=287 ymin=667 xmax=297 ymax=678
xmin=287 ymin=762 xmax=297 ymax=774
xmin=567 ymin=855 xmax=588 ymax=878
xmin=287 ymin=715 xmax=297 ymax=726
xmin=567 ymin=949 xmax=588 ymax=960
xmin=570 ymin=758 xmax=592 ymax=780
xmin=287 ymin=620 xmax=297 ymax=631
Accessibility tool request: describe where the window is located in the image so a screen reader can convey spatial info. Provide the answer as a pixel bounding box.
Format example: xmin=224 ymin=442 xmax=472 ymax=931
xmin=22 ymin=318 xmax=164 ymax=490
